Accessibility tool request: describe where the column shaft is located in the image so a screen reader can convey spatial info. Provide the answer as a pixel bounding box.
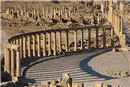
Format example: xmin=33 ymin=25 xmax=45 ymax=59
xmin=28 ymin=35 xmax=31 ymax=58
xmin=120 ymin=18 xmax=123 ymax=36
xmin=96 ymin=29 xmax=98 ymax=48
xmin=7 ymin=49 xmax=11 ymax=74
xmin=43 ymin=33 xmax=46 ymax=56
xmin=111 ymin=28 xmax=114 ymax=48
xmin=53 ymin=32 xmax=56 ymax=56
xmin=16 ymin=38 xmax=19 ymax=44
xmin=37 ymin=34 xmax=41 ymax=57
xmin=118 ymin=16 xmax=121 ymax=35
xmin=48 ymin=33 xmax=52 ymax=55
xmin=58 ymin=32 xmax=62 ymax=53
xmin=17 ymin=51 xmax=21 ymax=77
xmin=88 ymin=29 xmax=91 ymax=49
xmin=20 ymin=37 xmax=23 ymax=59
xmin=23 ymin=36 xmax=27 ymax=58
xmin=65 ymin=31 xmax=68 ymax=52
xmin=103 ymin=28 xmax=106 ymax=48
xmin=11 ymin=49 xmax=15 ymax=78
xmin=81 ymin=29 xmax=84 ymax=50
xmin=4 ymin=47 xmax=7 ymax=72
xmin=13 ymin=39 xmax=16 ymax=44
xmin=33 ymin=35 xmax=36 ymax=57
xmin=74 ymin=30 xmax=77 ymax=51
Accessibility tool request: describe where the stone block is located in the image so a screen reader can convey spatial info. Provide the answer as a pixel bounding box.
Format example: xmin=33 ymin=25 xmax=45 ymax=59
xmin=63 ymin=73 xmax=70 ymax=79
xmin=120 ymin=34 xmax=126 ymax=47
xmin=41 ymin=81 xmax=50 ymax=86
xmin=50 ymin=83 xmax=56 ymax=87
xmin=95 ymin=82 xmax=103 ymax=87
xmin=103 ymin=84 xmax=112 ymax=87
xmin=50 ymin=80 xmax=58 ymax=84
xmin=112 ymin=48 xmax=116 ymax=52
xmin=57 ymin=78 xmax=62 ymax=83
xmin=72 ymin=83 xmax=84 ymax=87
xmin=121 ymin=71 xmax=128 ymax=77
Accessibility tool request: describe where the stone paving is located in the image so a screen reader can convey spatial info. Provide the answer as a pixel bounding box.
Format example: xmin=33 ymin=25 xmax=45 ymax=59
xmin=22 ymin=50 xmax=130 ymax=87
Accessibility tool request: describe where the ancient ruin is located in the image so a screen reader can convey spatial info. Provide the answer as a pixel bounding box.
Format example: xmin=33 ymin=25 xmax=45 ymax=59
xmin=1 ymin=1 xmax=130 ymax=87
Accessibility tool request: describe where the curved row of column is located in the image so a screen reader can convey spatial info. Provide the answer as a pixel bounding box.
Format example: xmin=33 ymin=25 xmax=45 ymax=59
xmin=112 ymin=11 xmax=123 ymax=37
xmin=4 ymin=25 xmax=114 ymax=81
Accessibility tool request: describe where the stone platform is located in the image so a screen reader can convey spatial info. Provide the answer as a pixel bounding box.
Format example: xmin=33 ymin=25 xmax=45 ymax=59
xmin=22 ymin=50 xmax=130 ymax=87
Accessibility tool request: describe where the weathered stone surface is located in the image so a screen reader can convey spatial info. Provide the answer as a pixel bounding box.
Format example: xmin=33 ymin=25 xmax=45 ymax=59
xmin=50 ymin=80 xmax=57 ymax=84
xmin=95 ymin=82 xmax=103 ymax=87
xmin=72 ymin=83 xmax=84 ymax=87
xmin=41 ymin=81 xmax=50 ymax=87
xmin=57 ymin=78 xmax=62 ymax=83
xmin=120 ymin=34 xmax=126 ymax=47
xmin=121 ymin=71 xmax=128 ymax=77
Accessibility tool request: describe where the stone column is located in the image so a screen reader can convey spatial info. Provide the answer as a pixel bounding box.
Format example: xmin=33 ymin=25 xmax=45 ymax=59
xmin=20 ymin=37 xmax=23 ymax=59
xmin=111 ymin=28 xmax=114 ymax=48
xmin=16 ymin=50 xmax=21 ymax=77
xmin=115 ymin=14 xmax=117 ymax=32
xmin=50 ymin=9 xmax=53 ymax=18
xmin=96 ymin=28 xmax=98 ymax=48
xmin=46 ymin=9 xmax=48 ymax=18
xmin=65 ymin=31 xmax=68 ymax=52
xmin=16 ymin=38 xmax=19 ymax=45
xmin=34 ymin=10 xmax=36 ymax=19
xmin=37 ymin=34 xmax=41 ymax=57
xmin=74 ymin=30 xmax=77 ymax=51
xmin=54 ymin=7 xmax=56 ymax=18
xmin=23 ymin=36 xmax=27 ymax=58
xmin=58 ymin=31 xmax=62 ymax=53
xmin=43 ymin=7 xmax=44 ymax=18
xmin=27 ymin=11 xmax=29 ymax=18
xmin=4 ymin=47 xmax=7 ymax=72
xmin=33 ymin=35 xmax=36 ymax=58
xmin=81 ymin=29 xmax=84 ymax=50
xmin=74 ymin=7 xmax=75 ymax=14
xmin=28 ymin=35 xmax=31 ymax=58
xmin=103 ymin=28 xmax=106 ymax=48
xmin=43 ymin=33 xmax=46 ymax=56
xmin=6 ymin=9 xmax=10 ymax=14
xmin=120 ymin=18 xmax=123 ymax=36
xmin=61 ymin=10 xmax=63 ymax=18
xmin=21 ymin=10 xmax=23 ymax=16
xmin=88 ymin=28 xmax=91 ymax=49
xmin=65 ymin=7 xmax=66 ymax=13
xmin=118 ymin=16 xmax=121 ymax=34
xmin=11 ymin=49 xmax=15 ymax=79
xmin=13 ymin=38 xmax=16 ymax=44
xmin=17 ymin=10 xmax=19 ymax=18
xmin=69 ymin=10 xmax=71 ymax=18
xmin=66 ymin=13 xmax=68 ymax=18
xmin=48 ymin=32 xmax=52 ymax=56
xmin=112 ymin=13 xmax=115 ymax=27
xmin=53 ymin=32 xmax=56 ymax=56
xmin=7 ymin=48 xmax=11 ymax=74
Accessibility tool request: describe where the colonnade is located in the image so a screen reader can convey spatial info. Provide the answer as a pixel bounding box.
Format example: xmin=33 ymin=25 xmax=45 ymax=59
xmin=112 ymin=12 xmax=123 ymax=37
xmin=6 ymin=5 xmax=78 ymax=20
xmin=108 ymin=1 xmax=123 ymax=37
xmin=4 ymin=25 xmax=113 ymax=81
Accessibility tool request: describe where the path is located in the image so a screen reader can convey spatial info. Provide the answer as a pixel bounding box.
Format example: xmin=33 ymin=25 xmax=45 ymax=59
xmin=22 ymin=50 xmax=130 ymax=87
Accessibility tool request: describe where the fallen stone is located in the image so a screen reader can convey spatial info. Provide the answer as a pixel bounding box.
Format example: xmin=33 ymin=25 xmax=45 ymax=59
xmin=121 ymin=71 xmax=129 ymax=77
xmin=95 ymin=82 xmax=103 ymax=87
xmin=41 ymin=81 xmax=50 ymax=87
xmin=72 ymin=83 xmax=84 ymax=87
xmin=57 ymin=78 xmax=62 ymax=83
xmin=50 ymin=80 xmax=57 ymax=84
